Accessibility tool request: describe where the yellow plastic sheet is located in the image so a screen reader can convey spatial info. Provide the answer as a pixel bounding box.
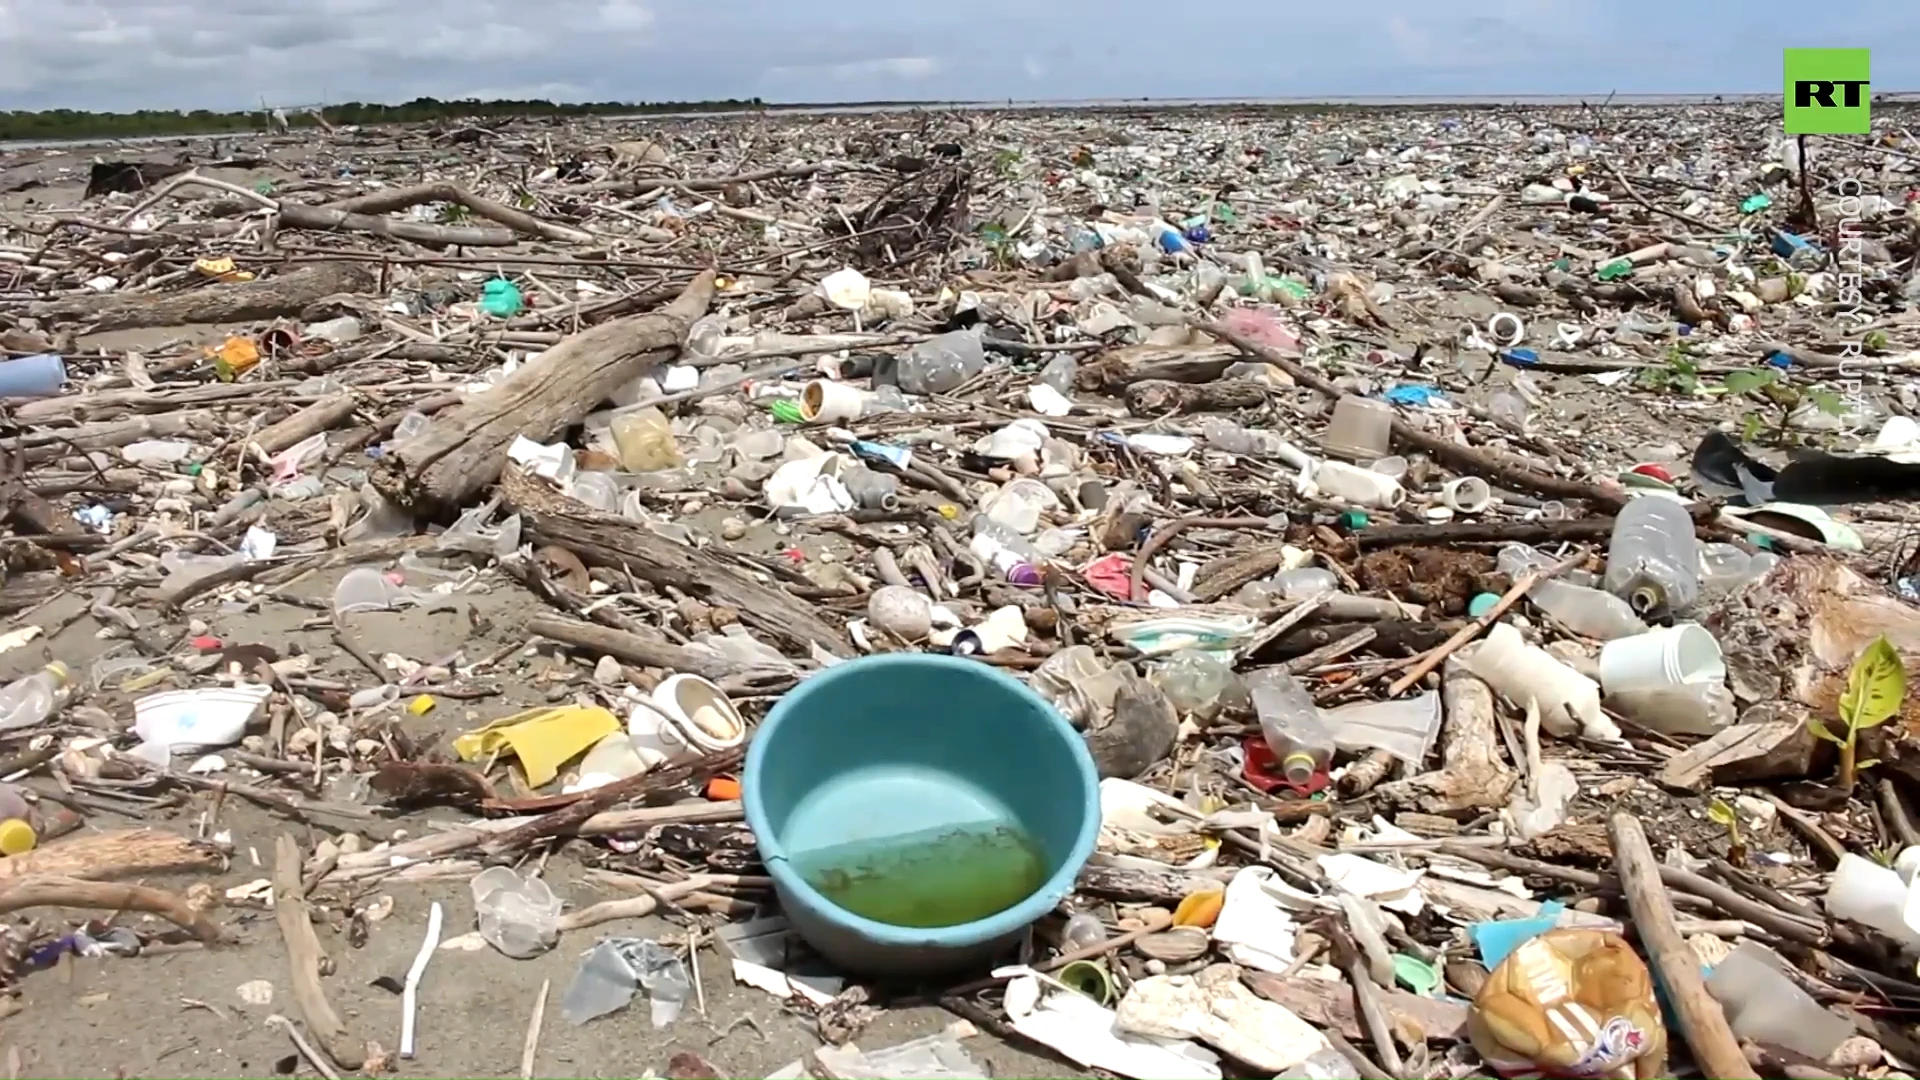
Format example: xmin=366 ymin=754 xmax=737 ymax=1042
xmin=452 ymin=705 xmax=620 ymax=788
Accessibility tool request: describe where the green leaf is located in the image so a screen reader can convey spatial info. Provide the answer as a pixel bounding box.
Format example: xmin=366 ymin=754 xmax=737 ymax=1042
xmin=1806 ymin=389 xmax=1848 ymax=417
xmin=1706 ymin=799 xmax=1736 ymax=826
xmin=1808 ymin=717 xmax=1844 ymax=744
xmin=1857 ymin=758 xmax=1883 ymax=772
xmin=1722 ymin=369 xmax=1779 ymax=395
xmin=1841 ymin=636 xmax=1907 ymax=731
xmin=1741 ymin=412 xmax=1764 ymax=443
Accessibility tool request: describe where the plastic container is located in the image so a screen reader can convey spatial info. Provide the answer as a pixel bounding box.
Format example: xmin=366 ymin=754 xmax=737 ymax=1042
xmin=1699 ymin=543 xmax=1778 ymax=597
xmin=0 ymin=353 xmax=66 ymax=398
xmin=471 ymin=866 xmax=562 ymax=958
xmin=1706 ymin=942 xmax=1852 ymax=1061
xmin=1247 ymin=669 xmax=1336 ymax=787
xmin=1321 ymin=395 xmax=1394 ymax=460
xmin=841 ymin=467 xmax=900 ymax=511
xmin=0 ymin=662 xmax=71 ymax=732
xmin=1598 ymin=623 xmax=1725 ymax=695
xmin=1826 ymin=853 xmax=1920 ymax=946
xmin=1530 ymin=579 xmax=1648 ymax=641
xmin=611 ymin=406 xmax=684 ymax=472
xmin=1061 ymin=911 xmax=1108 ymax=951
xmin=1604 ymin=496 xmax=1701 ymax=617
xmin=897 ymin=329 xmax=987 ymax=396
xmin=1314 ymin=460 xmax=1405 ymax=509
xmin=1606 ymin=681 xmax=1735 ymax=736
xmin=742 ymin=653 xmax=1100 ymax=976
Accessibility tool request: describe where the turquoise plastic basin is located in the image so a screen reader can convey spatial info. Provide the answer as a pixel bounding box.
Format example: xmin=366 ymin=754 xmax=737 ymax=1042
xmin=743 ymin=653 xmax=1100 ymax=977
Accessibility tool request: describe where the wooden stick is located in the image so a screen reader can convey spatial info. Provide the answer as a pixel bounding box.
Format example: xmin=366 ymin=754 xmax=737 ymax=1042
xmin=268 ymin=1015 xmax=341 ymax=1080
xmin=273 ymin=834 xmax=365 ymax=1070
xmin=0 ymin=877 xmax=226 ymax=943
xmin=1609 ymin=813 xmax=1757 ymax=1080
xmin=1384 ymin=553 xmax=1583 ymax=696
xmin=520 ymin=979 xmax=549 ymax=1080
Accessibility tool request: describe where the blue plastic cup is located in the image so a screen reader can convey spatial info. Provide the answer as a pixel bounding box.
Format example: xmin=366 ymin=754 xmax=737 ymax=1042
xmin=744 ymin=653 xmax=1099 ymax=977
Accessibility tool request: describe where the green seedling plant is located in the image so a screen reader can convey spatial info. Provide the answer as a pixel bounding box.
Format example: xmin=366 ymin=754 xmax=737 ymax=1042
xmin=1810 ymin=635 xmax=1907 ymax=791
xmin=1721 ymin=366 xmax=1847 ymax=446
xmin=1635 ymin=343 xmax=1700 ymax=395
xmin=1706 ymin=798 xmax=1747 ymax=863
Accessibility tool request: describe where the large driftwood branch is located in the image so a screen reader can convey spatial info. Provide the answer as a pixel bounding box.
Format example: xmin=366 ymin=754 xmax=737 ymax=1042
xmin=502 ymin=466 xmax=853 ymax=655
xmin=321 ymin=182 xmax=595 ymax=244
xmin=372 ymin=272 xmax=715 ymax=513
xmin=1376 ymin=663 xmax=1517 ymax=812
xmin=0 ymin=829 xmax=224 ymax=881
xmin=274 ymin=834 xmax=364 ymax=1070
xmin=30 ymin=262 xmax=374 ymax=332
xmin=0 ymin=876 xmax=227 ymax=943
xmin=276 ymin=202 xmax=520 ymax=247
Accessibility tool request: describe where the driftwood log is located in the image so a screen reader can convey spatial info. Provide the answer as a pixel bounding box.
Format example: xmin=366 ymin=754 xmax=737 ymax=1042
xmin=0 ymin=828 xmax=223 ymax=881
xmin=374 ymin=271 xmax=715 ymax=514
xmin=1375 ymin=662 xmax=1517 ymax=813
xmin=501 ymin=466 xmax=855 ymax=655
xmin=30 ymin=261 xmax=374 ymax=332
xmin=1079 ymin=343 xmax=1246 ymax=395
xmin=1125 ymin=378 xmax=1267 ymax=416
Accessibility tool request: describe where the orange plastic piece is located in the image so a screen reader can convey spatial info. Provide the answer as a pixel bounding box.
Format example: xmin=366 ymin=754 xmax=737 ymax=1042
xmin=1173 ymin=888 xmax=1225 ymax=928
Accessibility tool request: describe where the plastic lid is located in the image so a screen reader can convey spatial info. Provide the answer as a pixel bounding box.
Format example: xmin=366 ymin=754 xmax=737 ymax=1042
xmin=44 ymin=660 xmax=69 ymax=684
xmin=1281 ymin=752 xmax=1319 ymax=786
xmin=0 ymin=819 xmax=36 ymax=856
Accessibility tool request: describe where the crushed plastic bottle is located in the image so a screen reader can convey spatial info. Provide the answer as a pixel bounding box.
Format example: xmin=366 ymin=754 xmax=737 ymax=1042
xmin=1196 ymin=415 xmax=1298 ymax=460
xmin=0 ymin=662 xmax=71 ymax=732
xmin=1149 ymin=650 xmax=1246 ymax=720
xmin=1247 ymin=668 xmax=1335 ymax=787
xmin=1603 ymin=497 xmax=1701 ymax=617
xmin=897 ymin=328 xmax=987 ymax=396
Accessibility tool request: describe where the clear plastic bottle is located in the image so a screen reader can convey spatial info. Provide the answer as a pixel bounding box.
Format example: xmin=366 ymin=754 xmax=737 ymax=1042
xmin=1604 ymin=497 xmax=1701 ymax=617
xmin=1247 ymin=669 xmax=1336 ymax=787
xmin=968 ymin=516 xmax=1044 ymax=586
xmin=1237 ymin=567 xmax=1339 ymax=606
xmin=1699 ymin=543 xmax=1778 ymax=598
xmin=1037 ymin=352 xmax=1077 ymax=395
xmin=1196 ymin=415 xmax=1292 ymax=459
xmin=0 ymin=662 xmax=71 ymax=732
xmin=897 ymin=328 xmax=987 ymax=396
xmin=611 ymin=407 xmax=684 ymax=472
xmin=1498 ymin=544 xmax=1647 ymax=640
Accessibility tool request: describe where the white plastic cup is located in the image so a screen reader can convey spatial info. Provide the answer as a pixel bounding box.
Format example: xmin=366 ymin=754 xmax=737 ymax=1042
xmin=802 ymin=379 xmax=869 ymax=423
xmin=1441 ymin=476 xmax=1493 ymax=513
xmin=1597 ymin=622 xmax=1725 ymax=695
xmin=0 ymin=353 xmax=66 ymax=398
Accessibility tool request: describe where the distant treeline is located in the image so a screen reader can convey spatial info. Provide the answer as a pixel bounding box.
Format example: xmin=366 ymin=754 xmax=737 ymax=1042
xmin=0 ymin=96 xmax=794 ymax=140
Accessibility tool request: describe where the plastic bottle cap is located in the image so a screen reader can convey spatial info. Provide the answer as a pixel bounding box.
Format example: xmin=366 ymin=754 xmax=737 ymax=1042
xmin=1282 ymin=752 xmax=1318 ymax=786
xmin=0 ymin=819 xmax=37 ymax=856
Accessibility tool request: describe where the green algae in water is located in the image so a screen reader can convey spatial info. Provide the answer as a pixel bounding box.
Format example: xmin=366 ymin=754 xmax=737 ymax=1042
xmin=794 ymin=821 xmax=1049 ymax=929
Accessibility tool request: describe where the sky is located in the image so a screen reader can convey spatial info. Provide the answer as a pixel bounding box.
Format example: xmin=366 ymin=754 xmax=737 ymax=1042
xmin=0 ymin=0 xmax=1914 ymax=113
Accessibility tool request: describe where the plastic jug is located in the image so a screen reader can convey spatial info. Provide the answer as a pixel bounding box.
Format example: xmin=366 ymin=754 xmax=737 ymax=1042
xmin=1604 ymin=496 xmax=1701 ymax=617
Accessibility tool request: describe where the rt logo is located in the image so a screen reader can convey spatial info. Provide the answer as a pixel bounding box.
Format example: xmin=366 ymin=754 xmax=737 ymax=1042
xmin=1785 ymin=48 xmax=1871 ymax=135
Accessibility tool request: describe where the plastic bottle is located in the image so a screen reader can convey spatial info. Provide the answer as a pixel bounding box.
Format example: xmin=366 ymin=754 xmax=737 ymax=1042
xmin=1698 ymin=543 xmax=1777 ymax=597
xmin=1237 ymin=568 xmax=1339 ymax=606
xmin=969 ymin=516 xmax=1043 ymax=586
xmin=897 ymin=328 xmax=987 ymax=396
xmin=1037 ymin=353 xmax=1077 ymax=395
xmin=0 ymin=662 xmax=70 ymax=732
xmin=1196 ymin=415 xmax=1294 ymax=459
xmin=1604 ymin=497 xmax=1701 ymax=617
xmin=611 ymin=406 xmax=684 ymax=472
xmin=1498 ymin=543 xmax=1648 ymax=640
xmin=1247 ymin=669 xmax=1336 ymax=787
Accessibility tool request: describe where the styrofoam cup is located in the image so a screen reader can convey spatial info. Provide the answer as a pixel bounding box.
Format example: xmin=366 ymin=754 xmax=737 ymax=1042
xmin=1598 ymin=622 xmax=1725 ymax=695
xmin=802 ymin=379 xmax=869 ymax=423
